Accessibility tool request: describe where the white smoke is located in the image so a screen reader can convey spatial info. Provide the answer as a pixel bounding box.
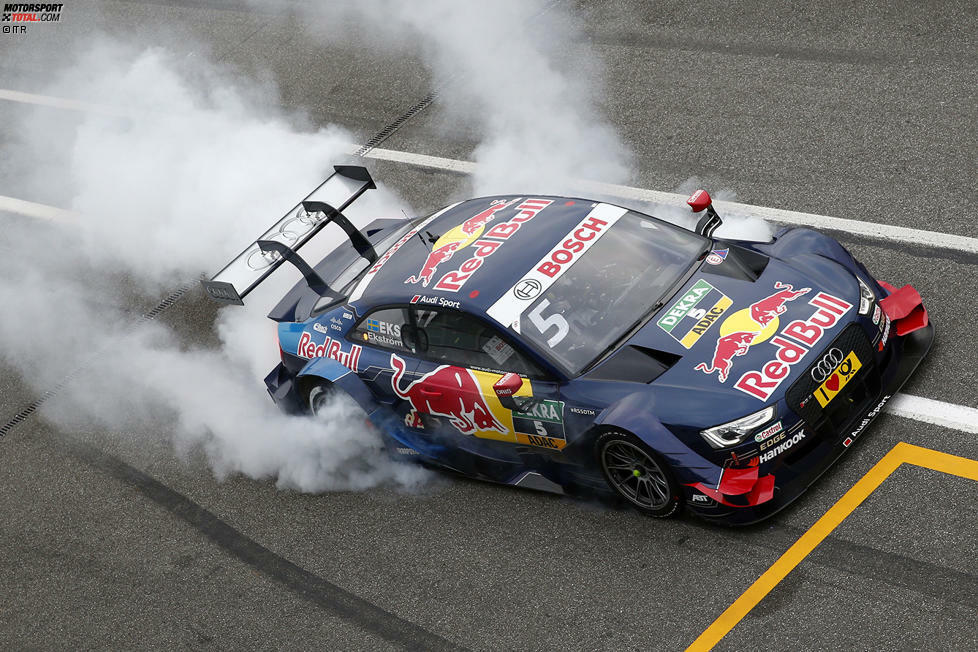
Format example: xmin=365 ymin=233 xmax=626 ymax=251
xmin=0 ymin=0 xmax=772 ymax=495
xmin=0 ymin=39 xmax=427 ymax=491
xmin=278 ymin=0 xmax=634 ymax=196
xmin=272 ymin=0 xmax=772 ymax=239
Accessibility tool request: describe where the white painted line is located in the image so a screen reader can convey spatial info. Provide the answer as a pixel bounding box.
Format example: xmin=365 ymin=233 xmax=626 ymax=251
xmin=0 ymin=88 xmax=133 ymax=117
xmin=886 ymin=393 xmax=978 ymax=435
xmin=2 ymin=87 xmax=977 ymax=255
xmin=365 ymin=146 xmax=477 ymax=175
xmin=0 ymin=195 xmax=76 ymax=222
xmin=364 ymin=147 xmax=978 ymax=256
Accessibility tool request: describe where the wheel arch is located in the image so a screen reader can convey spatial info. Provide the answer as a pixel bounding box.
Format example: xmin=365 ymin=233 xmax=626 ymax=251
xmin=296 ymin=358 xmax=380 ymax=415
xmin=594 ymin=390 xmax=717 ymax=486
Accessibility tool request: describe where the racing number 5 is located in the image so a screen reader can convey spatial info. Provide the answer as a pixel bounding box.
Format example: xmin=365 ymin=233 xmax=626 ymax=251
xmin=527 ymin=299 xmax=569 ymax=346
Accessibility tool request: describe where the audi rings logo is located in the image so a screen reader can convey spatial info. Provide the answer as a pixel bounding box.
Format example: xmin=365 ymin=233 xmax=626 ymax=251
xmin=513 ymin=278 xmax=542 ymax=300
xmin=811 ymin=348 xmax=845 ymax=383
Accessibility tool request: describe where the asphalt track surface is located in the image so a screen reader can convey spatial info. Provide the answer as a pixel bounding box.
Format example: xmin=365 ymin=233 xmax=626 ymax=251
xmin=1 ymin=1 xmax=977 ymax=650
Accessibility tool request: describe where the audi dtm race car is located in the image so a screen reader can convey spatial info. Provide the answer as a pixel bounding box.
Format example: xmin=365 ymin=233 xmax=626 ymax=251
xmin=202 ymin=166 xmax=933 ymax=525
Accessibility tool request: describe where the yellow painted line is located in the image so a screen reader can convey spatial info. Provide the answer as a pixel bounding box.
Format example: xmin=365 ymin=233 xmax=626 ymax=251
xmin=686 ymin=442 xmax=978 ymax=651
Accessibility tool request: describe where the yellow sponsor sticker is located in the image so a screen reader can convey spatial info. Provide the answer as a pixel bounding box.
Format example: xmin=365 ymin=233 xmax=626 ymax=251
xmin=679 ymin=295 xmax=734 ymax=348
xmin=815 ymin=351 xmax=862 ymax=408
xmin=515 ymin=433 xmax=567 ymax=450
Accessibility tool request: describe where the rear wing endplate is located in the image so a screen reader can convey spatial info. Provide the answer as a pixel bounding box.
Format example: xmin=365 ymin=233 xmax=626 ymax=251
xmin=201 ymin=165 xmax=376 ymax=305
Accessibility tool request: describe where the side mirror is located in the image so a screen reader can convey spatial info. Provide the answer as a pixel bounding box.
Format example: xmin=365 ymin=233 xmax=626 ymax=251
xmin=688 ymin=189 xmax=723 ymax=238
xmin=493 ymin=373 xmax=529 ymax=412
xmin=493 ymin=372 xmax=522 ymax=398
xmin=687 ymin=189 xmax=712 ymax=213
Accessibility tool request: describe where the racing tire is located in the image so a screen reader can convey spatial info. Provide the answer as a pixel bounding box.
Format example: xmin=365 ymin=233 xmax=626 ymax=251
xmin=305 ymin=381 xmax=378 ymax=438
xmin=595 ymin=430 xmax=682 ymax=518
xmin=306 ymin=382 xmax=338 ymax=417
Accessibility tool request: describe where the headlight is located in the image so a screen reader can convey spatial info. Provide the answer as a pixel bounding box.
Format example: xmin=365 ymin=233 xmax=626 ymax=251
xmin=700 ymin=406 xmax=776 ymax=449
xmin=857 ymin=276 xmax=875 ymax=315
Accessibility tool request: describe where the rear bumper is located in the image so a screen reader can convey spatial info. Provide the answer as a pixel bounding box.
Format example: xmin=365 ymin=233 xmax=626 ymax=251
xmin=691 ymin=320 xmax=934 ymax=526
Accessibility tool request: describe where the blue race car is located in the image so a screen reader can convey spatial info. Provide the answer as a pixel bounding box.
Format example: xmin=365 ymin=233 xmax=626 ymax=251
xmin=203 ymin=166 xmax=933 ymax=525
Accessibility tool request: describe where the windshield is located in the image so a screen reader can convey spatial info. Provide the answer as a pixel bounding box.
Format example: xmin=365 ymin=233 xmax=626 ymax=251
xmin=515 ymin=211 xmax=706 ymax=374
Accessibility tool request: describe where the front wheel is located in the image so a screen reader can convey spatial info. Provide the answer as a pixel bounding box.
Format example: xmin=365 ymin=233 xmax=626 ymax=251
xmin=595 ymin=430 xmax=682 ymax=518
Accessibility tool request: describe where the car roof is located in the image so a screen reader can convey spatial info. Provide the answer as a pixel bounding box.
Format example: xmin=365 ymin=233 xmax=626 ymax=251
xmin=348 ymin=195 xmax=615 ymax=319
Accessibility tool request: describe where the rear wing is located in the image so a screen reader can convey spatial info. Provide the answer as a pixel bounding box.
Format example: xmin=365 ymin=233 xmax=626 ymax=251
xmin=201 ymin=165 xmax=377 ymax=305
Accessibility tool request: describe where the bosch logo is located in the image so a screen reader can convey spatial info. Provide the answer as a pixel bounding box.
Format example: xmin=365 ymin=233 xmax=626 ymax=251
xmin=811 ymin=348 xmax=844 ymax=383
xmin=513 ymin=278 xmax=542 ymax=300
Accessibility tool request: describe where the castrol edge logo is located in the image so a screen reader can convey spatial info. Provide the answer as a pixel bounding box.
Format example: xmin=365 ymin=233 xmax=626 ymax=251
xmin=734 ymin=292 xmax=853 ymax=400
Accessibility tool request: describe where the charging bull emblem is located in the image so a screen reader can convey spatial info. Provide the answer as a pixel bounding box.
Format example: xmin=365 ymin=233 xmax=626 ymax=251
xmin=390 ymin=354 xmax=506 ymax=435
xmin=695 ymin=331 xmax=757 ymax=383
xmin=405 ymin=241 xmax=461 ymax=287
xmin=750 ymin=282 xmax=810 ymax=327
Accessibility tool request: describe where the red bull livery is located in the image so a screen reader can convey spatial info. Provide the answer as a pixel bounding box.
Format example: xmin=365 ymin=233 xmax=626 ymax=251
xmin=203 ymin=168 xmax=934 ymax=525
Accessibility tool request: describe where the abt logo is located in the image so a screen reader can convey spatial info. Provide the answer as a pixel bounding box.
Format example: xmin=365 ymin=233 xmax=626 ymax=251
xmin=734 ymin=292 xmax=853 ymax=400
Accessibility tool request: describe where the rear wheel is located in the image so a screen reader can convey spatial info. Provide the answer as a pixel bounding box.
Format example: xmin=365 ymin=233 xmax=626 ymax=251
xmin=596 ymin=430 xmax=682 ymax=518
xmin=306 ymin=382 xmax=378 ymax=437
xmin=307 ymin=383 xmax=336 ymax=416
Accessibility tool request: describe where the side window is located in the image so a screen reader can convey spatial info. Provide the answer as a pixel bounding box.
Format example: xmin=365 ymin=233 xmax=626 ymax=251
xmin=353 ymin=308 xmax=410 ymax=351
xmin=412 ymin=308 xmax=545 ymax=377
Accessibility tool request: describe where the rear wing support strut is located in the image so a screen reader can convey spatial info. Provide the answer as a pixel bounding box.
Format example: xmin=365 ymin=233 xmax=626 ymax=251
xmin=200 ymin=165 xmax=377 ymax=305
xmin=256 ymin=239 xmax=331 ymax=296
xmin=301 ymin=200 xmax=377 ymax=264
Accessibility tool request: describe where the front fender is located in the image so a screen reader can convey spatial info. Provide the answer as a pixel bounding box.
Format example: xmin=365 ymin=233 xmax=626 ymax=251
xmin=761 ymin=227 xmax=871 ymax=277
xmin=297 ymin=358 xmax=380 ymax=415
xmin=595 ymin=391 xmax=719 ymax=486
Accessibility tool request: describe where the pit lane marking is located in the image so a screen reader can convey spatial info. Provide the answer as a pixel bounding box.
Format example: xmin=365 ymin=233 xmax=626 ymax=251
xmin=2 ymin=87 xmax=978 ymax=257
xmin=886 ymin=393 xmax=978 ymax=434
xmin=685 ymin=442 xmax=978 ymax=652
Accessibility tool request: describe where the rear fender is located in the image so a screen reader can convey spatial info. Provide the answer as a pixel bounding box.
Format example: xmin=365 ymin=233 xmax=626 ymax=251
xmin=595 ymin=391 xmax=719 ymax=486
xmin=296 ymin=358 xmax=380 ymax=415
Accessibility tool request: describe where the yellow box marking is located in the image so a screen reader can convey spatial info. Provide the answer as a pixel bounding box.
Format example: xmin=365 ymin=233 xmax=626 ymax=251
xmin=815 ymin=350 xmax=862 ymax=408
xmin=685 ymin=443 xmax=978 ymax=652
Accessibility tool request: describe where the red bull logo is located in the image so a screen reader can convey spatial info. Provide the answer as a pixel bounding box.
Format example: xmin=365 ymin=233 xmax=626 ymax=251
xmin=390 ymin=354 xmax=506 ymax=435
xmin=695 ymin=282 xmax=812 ymax=383
xmin=749 ymin=282 xmax=811 ymax=327
xmin=434 ymin=198 xmax=552 ymax=292
xmin=405 ymin=241 xmax=461 ymax=287
xmin=694 ymin=331 xmax=757 ymax=382
xmin=401 ymin=198 xmax=551 ymax=293
xmin=404 ymin=198 xmax=521 ymax=288
xmin=296 ymin=332 xmax=362 ymax=371
xmin=734 ymin=292 xmax=854 ymax=400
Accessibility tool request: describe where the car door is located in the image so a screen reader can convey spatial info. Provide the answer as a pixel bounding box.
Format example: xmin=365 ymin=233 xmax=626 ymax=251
xmin=347 ymin=306 xmax=421 ymax=425
xmin=403 ymin=306 xmax=568 ymax=456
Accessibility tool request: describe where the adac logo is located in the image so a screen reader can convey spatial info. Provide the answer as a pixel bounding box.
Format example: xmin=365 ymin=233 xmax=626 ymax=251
xmin=695 ymin=282 xmax=810 ymax=382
